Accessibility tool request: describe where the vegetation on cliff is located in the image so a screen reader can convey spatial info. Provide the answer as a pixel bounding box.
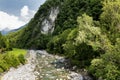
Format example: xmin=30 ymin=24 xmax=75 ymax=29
xmin=5 ymin=0 xmax=120 ymax=79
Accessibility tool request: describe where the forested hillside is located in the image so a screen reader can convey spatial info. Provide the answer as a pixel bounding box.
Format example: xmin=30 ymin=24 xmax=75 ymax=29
xmin=8 ymin=0 xmax=102 ymax=49
xmin=0 ymin=32 xmax=26 ymax=73
xmin=0 ymin=32 xmax=12 ymax=52
xmin=7 ymin=0 xmax=120 ymax=79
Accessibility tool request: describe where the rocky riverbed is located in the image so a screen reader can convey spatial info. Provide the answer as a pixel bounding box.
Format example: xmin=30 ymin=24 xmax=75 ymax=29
xmin=1 ymin=50 xmax=92 ymax=80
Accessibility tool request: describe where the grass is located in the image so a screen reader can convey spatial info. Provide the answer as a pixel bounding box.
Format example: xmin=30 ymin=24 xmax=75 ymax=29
xmin=0 ymin=48 xmax=27 ymax=73
xmin=6 ymin=48 xmax=27 ymax=57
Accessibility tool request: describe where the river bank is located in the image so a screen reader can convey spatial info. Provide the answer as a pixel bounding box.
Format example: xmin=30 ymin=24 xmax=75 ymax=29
xmin=1 ymin=50 xmax=92 ymax=80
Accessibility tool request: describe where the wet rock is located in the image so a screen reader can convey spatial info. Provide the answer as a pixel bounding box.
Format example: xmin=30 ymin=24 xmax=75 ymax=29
xmin=69 ymin=72 xmax=83 ymax=80
xmin=83 ymin=76 xmax=93 ymax=80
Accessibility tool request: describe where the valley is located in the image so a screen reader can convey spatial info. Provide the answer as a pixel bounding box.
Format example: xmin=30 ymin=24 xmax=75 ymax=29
xmin=0 ymin=0 xmax=120 ymax=80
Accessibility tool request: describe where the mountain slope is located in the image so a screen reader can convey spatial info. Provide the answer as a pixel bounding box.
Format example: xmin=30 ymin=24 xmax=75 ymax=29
xmin=7 ymin=0 xmax=120 ymax=79
xmin=9 ymin=0 xmax=102 ymax=49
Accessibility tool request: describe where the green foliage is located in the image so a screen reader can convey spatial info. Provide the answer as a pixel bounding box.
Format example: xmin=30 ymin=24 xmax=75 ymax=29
xmin=48 ymin=14 xmax=111 ymax=67
xmin=5 ymin=0 xmax=120 ymax=79
xmin=62 ymin=28 xmax=78 ymax=58
xmin=3 ymin=53 xmax=20 ymax=68
xmin=100 ymin=0 xmax=120 ymax=43
xmin=0 ymin=32 xmax=6 ymax=49
xmin=7 ymin=0 xmax=103 ymax=49
xmin=89 ymin=38 xmax=120 ymax=79
xmin=5 ymin=28 xmax=24 ymax=48
xmin=63 ymin=14 xmax=111 ymax=67
xmin=18 ymin=54 xmax=26 ymax=65
xmin=0 ymin=48 xmax=27 ymax=73
xmin=54 ymin=0 xmax=102 ymax=35
xmin=89 ymin=46 xmax=120 ymax=79
xmin=27 ymin=34 xmax=51 ymax=49
xmin=0 ymin=32 xmax=12 ymax=52
xmin=7 ymin=48 xmax=27 ymax=56
xmin=47 ymin=29 xmax=72 ymax=54
xmin=6 ymin=0 xmax=59 ymax=49
xmin=88 ymin=1 xmax=120 ymax=78
xmin=76 ymin=14 xmax=112 ymax=51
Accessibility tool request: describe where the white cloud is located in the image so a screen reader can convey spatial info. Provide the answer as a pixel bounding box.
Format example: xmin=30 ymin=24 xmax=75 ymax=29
xmin=20 ymin=5 xmax=36 ymax=23
xmin=21 ymin=6 xmax=29 ymax=17
xmin=0 ymin=5 xmax=36 ymax=31
xmin=0 ymin=11 xmax=25 ymax=30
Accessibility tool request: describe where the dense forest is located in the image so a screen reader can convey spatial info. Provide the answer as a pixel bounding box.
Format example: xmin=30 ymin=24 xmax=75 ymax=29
xmin=0 ymin=33 xmax=26 ymax=73
xmin=0 ymin=32 xmax=12 ymax=52
xmin=1 ymin=0 xmax=120 ymax=79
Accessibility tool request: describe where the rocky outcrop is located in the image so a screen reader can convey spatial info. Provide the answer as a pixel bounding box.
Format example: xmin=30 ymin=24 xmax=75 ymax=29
xmin=41 ymin=7 xmax=59 ymax=34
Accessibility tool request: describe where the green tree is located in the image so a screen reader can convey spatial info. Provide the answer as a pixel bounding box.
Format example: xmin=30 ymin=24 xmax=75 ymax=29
xmin=63 ymin=14 xmax=112 ymax=67
xmin=100 ymin=0 xmax=120 ymax=43
xmin=0 ymin=32 xmax=12 ymax=52
xmin=0 ymin=32 xmax=6 ymax=50
xmin=89 ymin=47 xmax=120 ymax=79
xmin=47 ymin=29 xmax=72 ymax=54
xmin=89 ymin=38 xmax=120 ymax=79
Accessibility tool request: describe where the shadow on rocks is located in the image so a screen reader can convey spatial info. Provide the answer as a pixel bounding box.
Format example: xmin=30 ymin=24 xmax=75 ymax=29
xmin=51 ymin=58 xmax=93 ymax=80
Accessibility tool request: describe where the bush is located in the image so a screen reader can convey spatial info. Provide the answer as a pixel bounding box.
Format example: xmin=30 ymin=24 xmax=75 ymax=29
xmin=89 ymin=43 xmax=120 ymax=79
xmin=4 ymin=54 xmax=20 ymax=68
xmin=0 ymin=49 xmax=26 ymax=73
xmin=63 ymin=14 xmax=110 ymax=67
xmin=0 ymin=68 xmax=4 ymax=73
xmin=18 ymin=54 xmax=26 ymax=64
xmin=47 ymin=29 xmax=72 ymax=54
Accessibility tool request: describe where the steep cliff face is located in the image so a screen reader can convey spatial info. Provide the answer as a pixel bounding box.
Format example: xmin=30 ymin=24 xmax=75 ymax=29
xmin=41 ymin=7 xmax=59 ymax=34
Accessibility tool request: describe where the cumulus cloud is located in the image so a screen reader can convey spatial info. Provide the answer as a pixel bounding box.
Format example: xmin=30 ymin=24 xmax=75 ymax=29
xmin=21 ymin=6 xmax=29 ymax=17
xmin=20 ymin=5 xmax=35 ymax=23
xmin=0 ymin=5 xmax=35 ymax=31
xmin=0 ymin=11 xmax=25 ymax=30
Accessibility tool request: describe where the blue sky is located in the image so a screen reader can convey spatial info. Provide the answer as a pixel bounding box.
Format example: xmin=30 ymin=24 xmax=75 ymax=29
xmin=0 ymin=0 xmax=46 ymax=30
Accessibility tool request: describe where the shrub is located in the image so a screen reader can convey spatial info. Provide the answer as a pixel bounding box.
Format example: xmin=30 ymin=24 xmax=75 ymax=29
xmin=18 ymin=54 xmax=26 ymax=65
xmin=0 ymin=49 xmax=26 ymax=73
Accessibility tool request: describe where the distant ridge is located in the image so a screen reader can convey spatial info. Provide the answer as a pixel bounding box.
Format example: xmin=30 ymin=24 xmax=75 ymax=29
xmin=1 ymin=25 xmax=26 ymax=35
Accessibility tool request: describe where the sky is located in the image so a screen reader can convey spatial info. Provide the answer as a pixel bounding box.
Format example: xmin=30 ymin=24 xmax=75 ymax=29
xmin=0 ymin=0 xmax=46 ymax=31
